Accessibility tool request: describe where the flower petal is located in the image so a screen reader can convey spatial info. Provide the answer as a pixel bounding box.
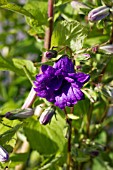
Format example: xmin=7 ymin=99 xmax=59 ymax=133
xmin=53 ymin=56 xmax=74 ymax=73
xmin=47 ymin=77 xmax=63 ymax=90
xmin=69 ymin=72 xmax=90 ymax=85
xmin=41 ymin=65 xmax=55 ymax=75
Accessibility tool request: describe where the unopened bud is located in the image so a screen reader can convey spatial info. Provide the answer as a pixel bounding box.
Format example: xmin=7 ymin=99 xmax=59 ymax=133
xmin=76 ymin=53 xmax=91 ymax=61
xmin=5 ymin=108 xmax=34 ymax=120
xmin=0 ymin=146 xmax=9 ymax=162
xmin=88 ymin=6 xmax=110 ymax=22
xmin=71 ymin=1 xmax=89 ymax=10
xmin=44 ymin=50 xmax=58 ymax=59
xmin=39 ymin=107 xmax=55 ymax=125
xmin=99 ymin=44 xmax=113 ymax=54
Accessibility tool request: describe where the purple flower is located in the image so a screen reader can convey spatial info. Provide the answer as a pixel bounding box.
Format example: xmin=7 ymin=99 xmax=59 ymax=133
xmin=0 ymin=146 xmax=9 ymax=162
xmin=88 ymin=6 xmax=110 ymax=22
xmin=34 ymin=56 xmax=90 ymax=109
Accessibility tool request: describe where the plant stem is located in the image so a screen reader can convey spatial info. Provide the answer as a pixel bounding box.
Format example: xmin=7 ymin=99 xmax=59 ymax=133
xmin=67 ymin=119 xmax=72 ymax=170
xmin=22 ymin=0 xmax=54 ymax=109
xmin=86 ymin=103 xmax=93 ymax=138
xmin=64 ymin=108 xmax=72 ymax=170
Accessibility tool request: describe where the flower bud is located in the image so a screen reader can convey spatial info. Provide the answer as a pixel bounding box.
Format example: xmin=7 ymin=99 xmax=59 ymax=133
xmin=71 ymin=1 xmax=89 ymax=10
xmin=44 ymin=50 xmax=58 ymax=59
xmin=39 ymin=107 xmax=55 ymax=125
xmin=0 ymin=146 xmax=9 ymax=162
xmin=5 ymin=108 xmax=34 ymax=120
xmin=88 ymin=6 xmax=110 ymax=22
xmin=76 ymin=53 xmax=91 ymax=61
xmin=99 ymin=44 xmax=113 ymax=54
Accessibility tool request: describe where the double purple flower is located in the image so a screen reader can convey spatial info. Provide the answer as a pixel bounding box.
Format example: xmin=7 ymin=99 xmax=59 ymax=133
xmin=34 ymin=56 xmax=90 ymax=109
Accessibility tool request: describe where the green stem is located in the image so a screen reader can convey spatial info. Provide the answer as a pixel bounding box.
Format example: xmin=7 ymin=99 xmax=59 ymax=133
xmin=86 ymin=103 xmax=93 ymax=138
xmin=22 ymin=0 xmax=54 ymax=109
xmin=64 ymin=108 xmax=72 ymax=170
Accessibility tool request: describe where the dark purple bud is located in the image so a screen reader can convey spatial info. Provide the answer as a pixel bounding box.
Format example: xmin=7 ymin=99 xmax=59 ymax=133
xmin=39 ymin=107 xmax=55 ymax=125
xmin=88 ymin=6 xmax=110 ymax=22
xmin=44 ymin=50 xmax=58 ymax=59
xmin=99 ymin=45 xmax=113 ymax=54
xmin=5 ymin=108 xmax=34 ymax=120
xmin=90 ymin=150 xmax=99 ymax=157
xmin=0 ymin=146 xmax=9 ymax=162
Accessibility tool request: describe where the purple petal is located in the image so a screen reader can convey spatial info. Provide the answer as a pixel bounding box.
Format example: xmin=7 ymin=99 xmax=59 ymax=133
xmin=65 ymin=77 xmax=74 ymax=83
xmin=41 ymin=65 xmax=55 ymax=75
xmin=69 ymin=72 xmax=90 ymax=85
xmin=53 ymin=56 xmax=74 ymax=73
xmin=47 ymin=77 xmax=63 ymax=90
xmin=72 ymin=86 xmax=84 ymax=101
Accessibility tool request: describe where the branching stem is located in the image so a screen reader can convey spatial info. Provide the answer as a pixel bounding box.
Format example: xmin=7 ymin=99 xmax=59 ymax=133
xmin=22 ymin=0 xmax=54 ymax=109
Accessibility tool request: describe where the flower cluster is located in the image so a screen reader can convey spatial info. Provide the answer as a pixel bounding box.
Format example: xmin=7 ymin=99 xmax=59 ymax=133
xmin=34 ymin=56 xmax=90 ymax=109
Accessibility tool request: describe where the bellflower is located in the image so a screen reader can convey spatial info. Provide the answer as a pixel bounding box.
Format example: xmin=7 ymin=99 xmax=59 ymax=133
xmin=34 ymin=56 xmax=90 ymax=109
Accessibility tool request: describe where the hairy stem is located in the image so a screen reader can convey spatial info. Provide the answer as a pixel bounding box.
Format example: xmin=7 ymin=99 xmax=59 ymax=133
xmin=22 ymin=0 xmax=54 ymax=109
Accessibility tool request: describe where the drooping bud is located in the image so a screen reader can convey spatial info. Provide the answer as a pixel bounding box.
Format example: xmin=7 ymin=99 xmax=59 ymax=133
xmin=71 ymin=1 xmax=89 ymax=10
xmin=99 ymin=44 xmax=113 ymax=54
xmin=88 ymin=6 xmax=110 ymax=22
xmin=0 ymin=146 xmax=9 ymax=162
xmin=39 ymin=107 xmax=55 ymax=125
xmin=76 ymin=53 xmax=91 ymax=61
xmin=5 ymin=108 xmax=34 ymax=120
xmin=44 ymin=50 xmax=58 ymax=59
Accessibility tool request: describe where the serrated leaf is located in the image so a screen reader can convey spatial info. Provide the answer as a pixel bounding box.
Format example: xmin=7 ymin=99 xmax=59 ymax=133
xmin=51 ymin=20 xmax=87 ymax=51
xmin=24 ymin=114 xmax=66 ymax=155
xmin=24 ymin=1 xmax=48 ymax=29
xmin=0 ymin=3 xmax=34 ymax=18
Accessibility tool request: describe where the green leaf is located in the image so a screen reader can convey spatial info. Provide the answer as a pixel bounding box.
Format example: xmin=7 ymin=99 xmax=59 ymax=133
xmin=24 ymin=0 xmax=48 ymax=29
xmin=0 ymin=118 xmax=22 ymax=151
xmin=24 ymin=114 xmax=66 ymax=155
xmin=0 ymin=55 xmax=24 ymax=76
xmin=0 ymin=0 xmax=7 ymax=5
xmin=0 ymin=3 xmax=34 ymax=18
xmin=12 ymin=58 xmax=36 ymax=75
xmin=51 ymin=20 xmax=87 ymax=51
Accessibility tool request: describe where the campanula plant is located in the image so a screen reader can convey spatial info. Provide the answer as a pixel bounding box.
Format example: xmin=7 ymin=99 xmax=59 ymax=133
xmin=0 ymin=0 xmax=113 ymax=170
